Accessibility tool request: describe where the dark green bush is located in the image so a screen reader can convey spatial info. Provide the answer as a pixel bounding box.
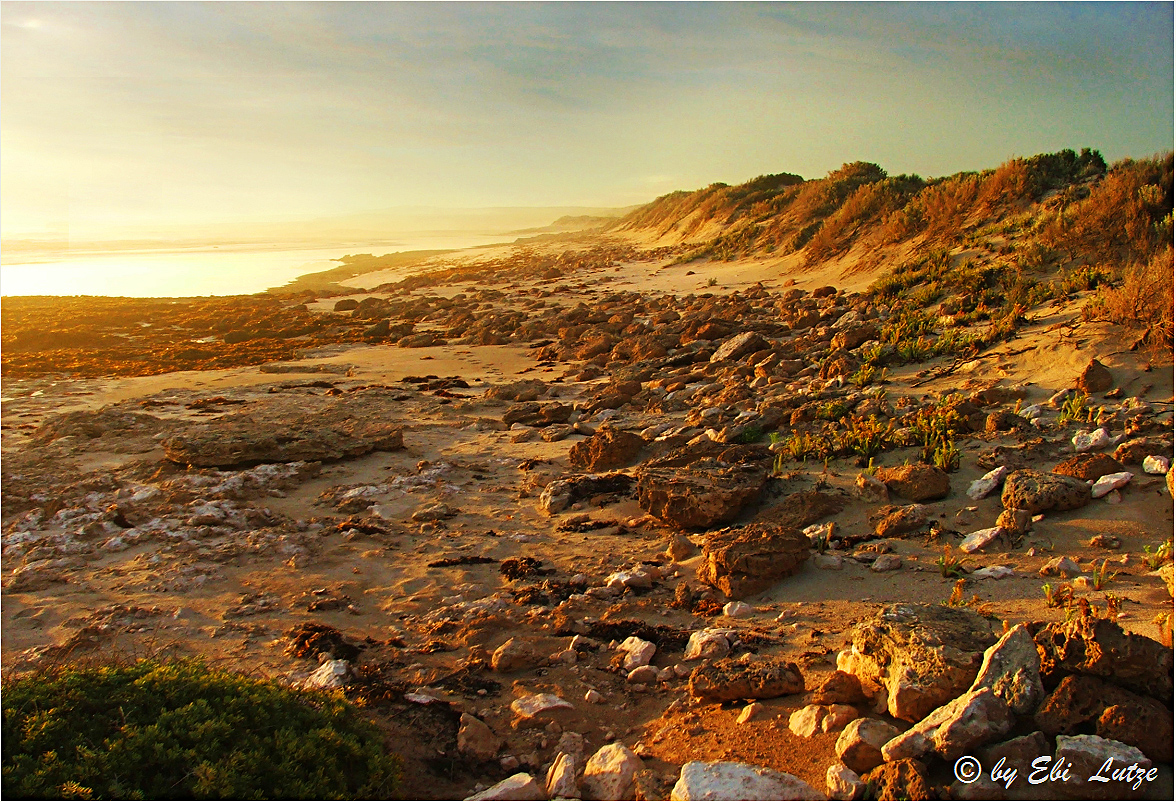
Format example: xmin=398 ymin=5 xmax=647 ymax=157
xmin=2 ymin=659 xmax=400 ymax=800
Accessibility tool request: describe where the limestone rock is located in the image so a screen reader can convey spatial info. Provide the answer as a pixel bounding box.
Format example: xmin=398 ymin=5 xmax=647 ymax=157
xmin=823 ymin=705 xmax=858 ymax=734
xmin=465 ymin=772 xmax=546 ymax=801
xmin=960 ymin=527 xmax=1004 ymax=554
xmin=636 ymin=442 xmax=772 ymax=529
xmin=688 ymin=656 xmax=805 ymax=703
xmin=546 ymin=751 xmax=580 ymax=799
xmin=1034 ymin=674 xmax=1173 ymax=763
xmin=492 ymin=637 xmax=544 ymax=673
xmin=875 ymin=464 xmax=951 ymax=502
xmin=869 ymin=504 xmax=929 ymax=538
xmin=1142 ymin=455 xmax=1170 ymax=474
xmin=303 ymin=658 xmax=350 ymax=690
xmin=569 ymin=428 xmax=646 ymax=472
xmin=458 ymin=714 xmax=503 ymax=761
xmin=504 ymin=401 xmax=573 ymax=427
xmin=1091 ymin=471 xmax=1132 ymax=498
xmin=969 ymin=624 xmax=1044 ymax=715
xmin=1073 ymin=428 xmax=1112 ymax=453
xmin=485 ymin=379 xmax=548 ymax=402
xmin=620 ymin=637 xmax=657 ymax=670
xmin=538 ymin=473 xmax=633 ymax=515
xmin=966 ymin=467 xmax=1008 ymax=501
xmin=826 ymin=763 xmax=864 ymax=801
xmin=696 ymin=522 xmax=809 ymax=599
xmin=834 ymin=718 xmax=901 ymax=775
xmin=855 ymin=473 xmax=889 ymax=503
xmin=860 ymin=759 xmax=932 ymax=802
xmin=789 ymin=704 xmax=828 ymax=738
xmin=670 ymin=761 xmax=826 ymax=801
xmin=666 ymin=534 xmax=698 ymax=561
xmin=684 ymin=629 xmax=732 ymax=661
xmin=840 ymin=603 xmax=996 ymax=722
xmin=710 ymin=332 xmax=770 ymax=363
xmin=881 ymin=688 xmax=1013 ymax=762
xmin=1077 ymin=359 xmax=1113 ymax=393
xmin=811 ymin=671 xmax=867 ymax=705
xmin=511 ymin=692 xmax=575 ymax=727
xmin=994 ymin=507 xmax=1031 ymax=535
xmin=1032 ymin=616 xmax=1173 ymax=703
xmin=1052 ymin=735 xmax=1152 ymax=800
xmin=1052 ymin=453 xmax=1125 ymax=481
xmin=582 ymin=742 xmax=643 ymax=801
xmin=1000 ymin=469 xmax=1090 ymax=514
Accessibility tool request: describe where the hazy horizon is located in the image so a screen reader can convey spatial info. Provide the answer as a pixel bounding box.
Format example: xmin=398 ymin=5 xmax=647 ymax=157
xmin=2 ymin=1 xmax=1172 ymax=242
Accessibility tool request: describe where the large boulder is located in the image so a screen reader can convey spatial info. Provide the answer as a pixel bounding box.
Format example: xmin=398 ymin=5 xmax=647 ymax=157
xmin=1034 ymin=674 xmax=1173 ymax=763
xmin=1000 ymin=469 xmax=1090 ymax=514
xmin=838 ymin=603 xmax=997 ymax=722
xmin=636 ymin=442 xmax=772 ymax=529
xmin=1052 ymin=735 xmax=1152 ymax=800
xmin=881 ymin=688 xmax=1014 ymax=762
xmin=968 ymin=624 xmax=1044 ymax=715
xmin=582 ymin=743 xmax=643 ymax=801
xmin=464 ymin=773 xmax=546 ymax=801
xmin=688 ymin=656 xmax=805 ymax=703
xmin=1031 ymin=616 xmax=1173 ymax=703
xmin=875 ymin=465 xmax=951 ymax=502
xmin=670 ymin=761 xmax=826 ymax=801
xmin=696 ymin=522 xmax=809 ymax=599
xmin=834 ymin=718 xmax=901 ymax=775
xmin=569 ymin=428 xmax=646 ymax=471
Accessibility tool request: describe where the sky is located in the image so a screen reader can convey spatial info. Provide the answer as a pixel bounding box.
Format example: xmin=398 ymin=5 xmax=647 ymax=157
xmin=2 ymin=1 xmax=1172 ymax=240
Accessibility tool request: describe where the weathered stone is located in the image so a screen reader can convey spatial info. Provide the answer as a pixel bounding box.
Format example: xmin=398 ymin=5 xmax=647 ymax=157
xmin=689 ymin=656 xmax=805 ymax=703
xmin=1032 ymin=616 xmax=1173 ymax=703
xmin=504 ymin=401 xmax=574 ymax=427
xmin=870 ymin=555 xmax=902 ymax=572
xmin=834 ymin=718 xmax=902 ymax=775
xmin=303 ymin=658 xmax=350 ymax=690
xmin=545 ymin=752 xmax=580 ymax=799
xmin=636 ymin=442 xmax=772 ymax=529
xmin=1033 ymin=675 xmax=1173 ymax=763
xmin=1077 ymin=359 xmax=1113 ymax=393
xmin=736 ymin=702 xmax=764 ymax=724
xmin=696 ymin=523 xmax=809 ymax=599
xmin=994 ymin=507 xmax=1032 ymax=535
xmin=582 ymin=742 xmax=643 ymax=801
xmin=969 ymin=624 xmax=1044 ymax=715
xmin=789 ymin=704 xmax=828 ymax=737
xmin=511 ymin=692 xmax=574 ymax=726
xmin=1052 ymin=735 xmax=1152 ymax=800
xmin=811 ymin=671 xmax=867 ymax=705
xmin=758 ymin=490 xmax=846 ymax=530
xmin=458 ymin=713 xmax=503 ymax=761
xmin=492 ymin=637 xmax=544 ymax=673
xmin=869 ymin=504 xmax=929 ymax=538
xmin=875 ymin=464 xmax=951 ymax=502
xmin=955 ymin=731 xmax=1054 ymax=800
xmin=839 ymin=603 xmax=996 ymax=722
xmin=1073 ymin=428 xmax=1112 ymax=453
xmin=1142 ymin=455 xmax=1170 ymax=474
xmin=710 ymin=332 xmax=770 ymax=363
xmin=538 ymin=473 xmax=633 ymax=515
xmin=485 ymin=379 xmax=548 ymax=402
xmin=620 ymin=637 xmax=657 ymax=670
xmin=960 ymin=527 xmax=1004 ymax=554
xmin=832 ymin=323 xmax=879 ymax=351
xmin=1000 ymin=469 xmax=1090 ymax=514
xmin=1038 ymin=555 xmax=1081 ymax=578
xmin=465 ymin=772 xmax=546 ymax=801
xmin=826 ymin=763 xmax=865 ymax=801
xmin=569 ymin=428 xmax=646 ymax=472
xmin=1091 ymin=471 xmax=1133 ymax=498
xmin=684 ymin=629 xmax=732 ymax=661
xmin=967 ymin=467 xmax=1008 ymax=501
xmin=163 ymin=400 xmax=404 ymax=468
xmin=881 ymin=688 xmax=1013 ymax=762
xmin=1052 ymin=453 xmax=1125 ymax=481
xmin=670 ymin=761 xmax=826 ymax=801
xmin=855 ymin=473 xmax=889 ymax=503
xmin=666 ymin=533 xmax=698 ymax=561
xmin=860 ymin=759 xmax=932 ymax=802
xmin=823 ymin=705 xmax=858 ymax=734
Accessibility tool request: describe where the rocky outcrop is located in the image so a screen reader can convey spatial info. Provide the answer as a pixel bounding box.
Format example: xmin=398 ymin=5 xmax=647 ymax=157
xmin=839 ymin=603 xmax=997 ymax=722
xmin=636 ymin=442 xmax=772 ymax=529
xmin=1000 ymin=469 xmax=1090 ymax=514
xmin=1031 ymin=616 xmax=1173 ymax=703
xmin=538 ymin=473 xmax=633 ymax=515
xmin=568 ymin=428 xmax=646 ymax=471
xmin=1034 ymin=674 xmax=1173 ymax=762
xmin=696 ymin=522 xmax=809 ymax=599
xmin=875 ymin=464 xmax=951 ymax=502
xmin=688 ymin=656 xmax=805 ymax=703
xmin=869 ymin=504 xmax=929 ymax=538
xmin=881 ymin=688 xmax=1013 ymax=762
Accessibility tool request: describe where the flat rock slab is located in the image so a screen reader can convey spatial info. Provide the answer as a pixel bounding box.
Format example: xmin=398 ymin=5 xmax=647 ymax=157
xmin=875 ymin=464 xmax=951 ymax=502
xmin=696 ymin=522 xmax=809 ymax=599
xmin=163 ymin=393 xmax=405 ymax=468
xmin=839 ymin=603 xmax=996 ymax=722
xmin=689 ymin=656 xmax=805 ymax=703
xmin=671 ymin=761 xmax=826 ymax=801
xmin=636 ymin=442 xmax=772 ymax=529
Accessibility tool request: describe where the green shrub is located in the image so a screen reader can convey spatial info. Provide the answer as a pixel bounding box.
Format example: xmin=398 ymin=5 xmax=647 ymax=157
xmin=2 ymin=659 xmax=400 ymax=800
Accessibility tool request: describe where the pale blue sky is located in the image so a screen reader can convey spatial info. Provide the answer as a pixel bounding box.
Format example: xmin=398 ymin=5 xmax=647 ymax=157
xmin=2 ymin=1 xmax=1172 ymax=238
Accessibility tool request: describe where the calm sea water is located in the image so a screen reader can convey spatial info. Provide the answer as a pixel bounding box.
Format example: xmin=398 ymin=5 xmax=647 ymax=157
xmin=0 ymin=235 xmax=505 ymax=298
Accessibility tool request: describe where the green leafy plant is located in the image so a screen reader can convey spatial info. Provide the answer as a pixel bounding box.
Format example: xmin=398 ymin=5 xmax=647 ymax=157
xmin=931 ymin=439 xmax=962 ymax=472
xmin=1142 ymin=539 xmax=1173 ymax=570
xmin=1091 ymin=558 xmax=1119 ymax=591
xmin=1 ymin=659 xmax=401 ymax=800
xmin=936 ymin=545 xmax=967 ymax=579
xmin=849 ymin=363 xmax=878 ymax=387
xmin=1043 ymin=582 xmax=1074 ymax=609
xmin=840 ymin=415 xmax=894 ymax=461
xmin=1058 ymin=391 xmax=1090 ymax=425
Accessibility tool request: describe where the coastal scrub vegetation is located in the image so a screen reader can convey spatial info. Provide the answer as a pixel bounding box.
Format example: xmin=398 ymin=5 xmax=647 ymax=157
xmin=1 ymin=658 xmax=401 ymax=800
